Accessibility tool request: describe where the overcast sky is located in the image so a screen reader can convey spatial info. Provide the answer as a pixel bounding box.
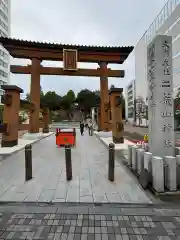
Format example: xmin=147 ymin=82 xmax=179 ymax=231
xmin=10 ymin=0 xmax=167 ymax=97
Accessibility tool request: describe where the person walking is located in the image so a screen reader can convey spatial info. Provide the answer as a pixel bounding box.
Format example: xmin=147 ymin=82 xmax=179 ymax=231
xmin=80 ymin=121 xmax=84 ymax=136
xmin=88 ymin=120 xmax=93 ymax=136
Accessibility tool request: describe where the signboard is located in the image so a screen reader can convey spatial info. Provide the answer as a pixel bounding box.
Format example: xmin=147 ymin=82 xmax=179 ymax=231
xmin=63 ymin=49 xmax=77 ymax=71
xmin=144 ymin=134 xmax=148 ymax=142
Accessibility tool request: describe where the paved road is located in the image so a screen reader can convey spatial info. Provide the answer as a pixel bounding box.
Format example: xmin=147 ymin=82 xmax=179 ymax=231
xmin=0 ymin=203 xmax=180 ymax=239
xmin=124 ymin=124 xmax=180 ymax=146
xmin=0 ymin=129 xmax=151 ymax=204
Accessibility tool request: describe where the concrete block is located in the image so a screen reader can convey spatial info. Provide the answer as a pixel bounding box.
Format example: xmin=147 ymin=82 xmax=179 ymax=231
xmin=136 ymin=148 xmax=145 ymax=175
xmin=176 ymin=155 xmax=180 ymax=188
xmin=175 ymin=147 xmax=180 ymax=156
xmin=98 ymin=136 xmax=134 ymax=160
xmin=164 ymin=156 xmax=177 ymax=191
xmin=176 ymin=155 xmax=180 ymax=165
xmin=152 ymin=156 xmax=164 ymax=193
xmin=144 ymin=152 xmax=152 ymax=173
xmin=131 ymin=145 xmax=139 ymax=171
xmin=127 ymin=145 xmax=132 ymax=166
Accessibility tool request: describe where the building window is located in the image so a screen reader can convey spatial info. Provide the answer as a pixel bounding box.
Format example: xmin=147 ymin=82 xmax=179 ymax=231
xmin=0 ymin=70 xmax=8 ymax=78
xmin=0 ymin=18 xmax=8 ymax=31
xmin=4 ymin=0 xmax=9 ymax=5
xmin=0 ymin=80 xmax=4 ymax=86
xmin=164 ymin=3 xmax=168 ymax=20
xmin=128 ymin=99 xmax=133 ymax=103
xmin=0 ymin=1 xmax=8 ymax=14
xmin=0 ymin=29 xmax=8 ymax=37
xmin=128 ymin=109 xmax=134 ymax=118
xmin=0 ymin=8 xmax=8 ymax=22
xmin=173 ymin=51 xmax=180 ymax=59
xmin=0 ymin=59 xmax=7 ymax=68
xmin=174 ymin=68 xmax=180 ymax=74
xmin=128 ymin=84 xmax=132 ymax=90
xmin=128 ymin=102 xmax=133 ymax=107
xmin=0 ymin=50 xmax=8 ymax=60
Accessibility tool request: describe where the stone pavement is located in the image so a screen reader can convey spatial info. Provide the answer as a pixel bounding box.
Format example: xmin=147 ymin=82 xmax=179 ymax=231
xmin=0 ymin=203 xmax=180 ymax=239
xmin=0 ymin=129 xmax=151 ymax=203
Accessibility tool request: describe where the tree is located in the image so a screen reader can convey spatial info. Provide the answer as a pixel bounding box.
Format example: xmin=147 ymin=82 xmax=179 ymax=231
xmin=25 ymin=93 xmax=30 ymax=101
xmin=175 ymin=97 xmax=180 ymax=118
xmin=77 ymin=89 xmax=100 ymax=113
xmin=25 ymin=85 xmax=44 ymax=102
xmin=40 ymin=86 xmax=44 ymax=97
xmin=60 ymin=90 xmax=76 ymax=111
xmin=42 ymin=91 xmax=61 ymax=110
xmin=94 ymin=90 xmax=100 ymax=96
xmin=60 ymin=95 xmax=71 ymax=110
xmin=66 ymin=90 xmax=75 ymax=102
xmin=176 ymin=88 xmax=180 ymax=98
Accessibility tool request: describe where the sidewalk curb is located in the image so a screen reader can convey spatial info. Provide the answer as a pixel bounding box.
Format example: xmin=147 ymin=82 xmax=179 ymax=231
xmin=1 ymin=202 xmax=180 ymax=215
xmin=94 ymin=132 xmax=110 ymax=149
xmin=0 ymin=132 xmax=54 ymax=160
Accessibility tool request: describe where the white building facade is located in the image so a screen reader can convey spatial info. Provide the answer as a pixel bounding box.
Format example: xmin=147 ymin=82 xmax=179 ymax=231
xmin=135 ymin=0 xmax=180 ymax=108
xmin=125 ymin=79 xmax=135 ymax=123
xmin=0 ymin=0 xmax=10 ymax=98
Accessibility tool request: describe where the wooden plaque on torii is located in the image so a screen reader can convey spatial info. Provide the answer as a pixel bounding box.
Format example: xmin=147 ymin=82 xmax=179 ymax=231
xmin=63 ymin=49 xmax=78 ymax=71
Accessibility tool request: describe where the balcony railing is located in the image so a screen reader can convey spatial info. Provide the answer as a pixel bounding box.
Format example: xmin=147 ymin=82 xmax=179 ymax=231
xmin=145 ymin=0 xmax=180 ymax=44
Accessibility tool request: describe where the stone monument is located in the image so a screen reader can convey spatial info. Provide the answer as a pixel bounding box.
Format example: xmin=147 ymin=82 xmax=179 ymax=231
xmin=147 ymin=35 xmax=174 ymax=158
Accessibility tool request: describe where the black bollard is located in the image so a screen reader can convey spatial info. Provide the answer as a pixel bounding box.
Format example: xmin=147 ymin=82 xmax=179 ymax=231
xmin=25 ymin=144 xmax=32 ymax=181
xmin=65 ymin=144 xmax=72 ymax=181
xmin=108 ymin=143 xmax=115 ymax=181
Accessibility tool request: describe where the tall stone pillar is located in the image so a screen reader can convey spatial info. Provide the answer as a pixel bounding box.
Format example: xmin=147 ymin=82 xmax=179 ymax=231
xmin=147 ymin=35 xmax=174 ymax=157
xmin=109 ymin=88 xmax=124 ymax=143
xmin=99 ymin=62 xmax=109 ymax=131
xmin=29 ymin=58 xmax=41 ymax=133
xmin=1 ymin=85 xmax=23 ymax=147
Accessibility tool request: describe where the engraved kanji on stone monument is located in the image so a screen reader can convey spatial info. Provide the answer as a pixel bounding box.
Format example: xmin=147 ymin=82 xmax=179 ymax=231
xmin=147 ymin=43 xmax=156 ymax=108
xmin=147 ymin=35 xmax=174 ymax=157
xmin=162 ymin=92 xmax=173 ymax=106
xmin=63 ymin=49 xmax=77 ymax=70
xmin=161 ymin=124 xmax=172 ymax=132
xmin=162 ymin=80 xmax=170 ymax=88
xmin=162 ymin=40 xmax=171 ymax=75
xmin=147 ymin=41 xmax=156 ymax=150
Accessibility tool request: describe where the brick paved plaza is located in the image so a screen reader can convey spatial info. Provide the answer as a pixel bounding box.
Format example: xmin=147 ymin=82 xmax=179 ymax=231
xmin=0 ymin=203 xmax=179 ymax=239
xmin=0 ymin=130 xmax=151 ymax=203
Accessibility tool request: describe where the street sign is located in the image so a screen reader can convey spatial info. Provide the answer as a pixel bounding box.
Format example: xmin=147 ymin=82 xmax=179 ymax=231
xmin=144 ymin=134 xmax=148 ymax=142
